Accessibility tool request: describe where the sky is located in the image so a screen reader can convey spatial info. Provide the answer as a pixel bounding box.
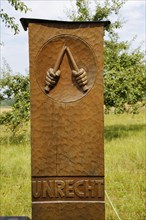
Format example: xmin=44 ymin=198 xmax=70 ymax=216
xmin=0 ymin=0 xmax=146 ymax=75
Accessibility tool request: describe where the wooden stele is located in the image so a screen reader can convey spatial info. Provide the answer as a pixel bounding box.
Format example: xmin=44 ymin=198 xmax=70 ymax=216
xmin=21 ymin=18 xmax=110 ymax=220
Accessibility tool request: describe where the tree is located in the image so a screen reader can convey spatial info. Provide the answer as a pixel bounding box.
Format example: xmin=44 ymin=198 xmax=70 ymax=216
xmin=0 ymin=60 xmax=30 ymax=134
xmin=0 ymin=0 xmax=30 ymax=34
xmin=0 ymin=1 xmax=30 ymax=133
xmin=69 ymin=0 xmax=126 ymax=38
xmin=104 ymin=40 xmax=146 ymax=113
xmin=68 ymin=0 xmax=146 ymax=113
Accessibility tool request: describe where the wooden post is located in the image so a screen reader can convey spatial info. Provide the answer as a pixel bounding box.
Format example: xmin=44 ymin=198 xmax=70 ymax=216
xmin=21 ymin=18 xmax=110 ymax=220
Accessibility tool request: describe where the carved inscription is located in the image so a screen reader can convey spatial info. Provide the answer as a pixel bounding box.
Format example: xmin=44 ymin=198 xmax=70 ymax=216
xmin=32 ymin=178 xmax=104 ymax=201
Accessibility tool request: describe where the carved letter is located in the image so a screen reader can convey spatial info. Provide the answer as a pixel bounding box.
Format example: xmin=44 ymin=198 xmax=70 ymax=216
xmin=74 ymin=180 xmax=85 ymax=198
xmin=66 ymin=180 xmax=74 ymax=198
xmin=42 ymin=180 xmax=54 ymax=198
xmin=55 ymin=180 xmax=65 ymax=198
xmin=85 ymin=180 xmax=95 ymax=198
xmin=32 ymin=181 xmax=42 ymax=198
xmin=95 ymin=180 xmax=104 ymax=198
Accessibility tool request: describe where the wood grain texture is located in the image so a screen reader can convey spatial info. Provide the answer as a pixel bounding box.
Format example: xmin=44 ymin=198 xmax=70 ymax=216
xmin=29 ymin=22 xmax=105 ymax=219
xmin=32 ymin=203 xmax=105 ymax=220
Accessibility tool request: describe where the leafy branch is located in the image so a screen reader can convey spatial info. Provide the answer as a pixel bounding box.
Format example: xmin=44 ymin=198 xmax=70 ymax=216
xmin=0 ymin=0 xmax=31 ymax=34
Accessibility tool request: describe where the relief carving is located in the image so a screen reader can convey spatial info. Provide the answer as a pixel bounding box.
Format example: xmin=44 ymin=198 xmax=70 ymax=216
xmin=66 ymin=47 xmax=88 ymax=92
xmin=44 ymin=45 xmax=66 ymax=92
xmin=32 ymin=178 xmax=104 ymax=201
xmin=44 ymin=46 xmax=88 ymax=93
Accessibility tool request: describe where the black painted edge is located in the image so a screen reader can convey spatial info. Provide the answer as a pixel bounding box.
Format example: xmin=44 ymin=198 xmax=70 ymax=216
xmin=20 ymin=18 xmax=111 ymax=31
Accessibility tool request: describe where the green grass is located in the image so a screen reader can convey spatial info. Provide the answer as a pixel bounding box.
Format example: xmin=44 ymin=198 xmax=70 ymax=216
xmin=105 ymin=112 xmax=145 ymax=220
xmin=0 ymin=112 xmax=145 ymax=219
xmin=0 ymin=125 xmax=31 ymax=218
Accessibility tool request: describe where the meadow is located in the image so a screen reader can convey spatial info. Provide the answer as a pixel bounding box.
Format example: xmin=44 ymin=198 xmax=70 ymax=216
xmin=0 ymin=106 xmax=12 ymax=113
xmin=0 ymin=111 xmax=145 ymax=219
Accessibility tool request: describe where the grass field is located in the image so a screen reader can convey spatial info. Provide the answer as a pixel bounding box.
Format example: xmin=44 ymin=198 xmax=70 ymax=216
xmin=0 ymin=106 xmax=12 ymax=114
xmin=0 ymin=112 xmax=145 ymax=219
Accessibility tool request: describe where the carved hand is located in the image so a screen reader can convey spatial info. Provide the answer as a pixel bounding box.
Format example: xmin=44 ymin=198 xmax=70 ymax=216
xmin=44 ymin=68 xmax=61 ymax=92
xmin=44 ymin=45 xmax=66 ymax=93
xmin=66 ymin=47 xmax=88 ymax=92
xmin=72 ymin=68 xmax=88 ymax=92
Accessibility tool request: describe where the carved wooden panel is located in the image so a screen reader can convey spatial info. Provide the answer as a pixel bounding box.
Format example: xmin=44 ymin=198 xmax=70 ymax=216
xmin=28 ymin=21 xmax=105 ymax=220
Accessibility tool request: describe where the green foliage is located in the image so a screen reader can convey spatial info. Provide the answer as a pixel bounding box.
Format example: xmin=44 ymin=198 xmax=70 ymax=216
xmin=0 ymin=61 xmax=30 ymax=133
xmin=68 ymin=0 xmax=146 ymax=113
xmin=0 ymin=0 xmax=30 ymax=34
xmin=69 ymin=0 xmax=126 ymax=37
xmin=71 ymin=0 xmax=92 ymax=21
xmin=0 ymin=99 xmax=14 ymax=106
xmin=104 ymin=39 xmax=146 ymax=113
